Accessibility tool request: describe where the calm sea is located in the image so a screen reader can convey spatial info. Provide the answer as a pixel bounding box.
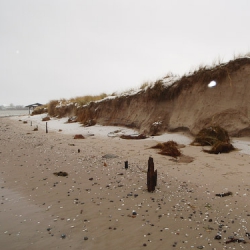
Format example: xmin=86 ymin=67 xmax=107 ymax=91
xmin=0 ymin=109 xmax=30 ymax=117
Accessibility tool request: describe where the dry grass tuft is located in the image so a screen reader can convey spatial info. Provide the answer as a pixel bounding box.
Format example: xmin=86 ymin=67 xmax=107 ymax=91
xmin=32 ymin=105 xmax=48 ymax=115
xmin=69 ymin=93 xmax=108 ymax=106
xmin=48 ymin=100 xmax=59 ymax=116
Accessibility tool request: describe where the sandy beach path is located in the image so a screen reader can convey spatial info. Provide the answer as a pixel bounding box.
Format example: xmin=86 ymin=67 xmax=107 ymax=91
xmin=1 ymin=117 xmax=250 ymax=249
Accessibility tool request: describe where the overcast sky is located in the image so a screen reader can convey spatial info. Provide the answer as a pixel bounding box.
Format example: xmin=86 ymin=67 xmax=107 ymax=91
xmin=1 ymin=0 xmax=250 ymax=106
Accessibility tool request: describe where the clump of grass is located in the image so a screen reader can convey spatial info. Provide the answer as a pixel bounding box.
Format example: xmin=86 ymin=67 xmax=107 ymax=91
xmin=69 ymin=93 xmax=108 ymax=106
xmin=151 ymin=140 xmax=181 ymax=158
xmin=32 ymin=105 xmax=48 ymax=115
xmin=140 ymin=81 xmax=153 ymax=90
xmin=48 ymin=100 xmax=59 ymax=116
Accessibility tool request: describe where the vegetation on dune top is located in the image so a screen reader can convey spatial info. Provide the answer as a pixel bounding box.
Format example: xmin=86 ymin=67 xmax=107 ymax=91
xmin=32 ymin=52 xmax=250 ymax=117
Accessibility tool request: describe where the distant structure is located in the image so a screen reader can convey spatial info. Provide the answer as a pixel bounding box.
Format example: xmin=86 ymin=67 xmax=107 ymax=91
xmin=25 ymin=103 xmax=43 ymax=114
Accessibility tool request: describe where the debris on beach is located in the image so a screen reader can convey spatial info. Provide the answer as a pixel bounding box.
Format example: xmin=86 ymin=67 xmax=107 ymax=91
xmin=191 ymin=126 xmax=234 ymax=154
xmin=67 ymin=116 xmax=77 ymax=123
xmin=73 ymin=134 xmax=85 ymax=139
xmin=151 ymin=140 xmax=181 ymax=158
xmin=203 ymin=141 xmax=235 ymax=154
xmin=120 ymin=134 xmax=147 ymax=139
xmin=83 ymin=119 xmax=96 ymax=127
xmin=42 ymin=116 xmax=50 ymax=121
xmin=215 ymin=191 xmax=233 ymax=197
xmin=53 ymin=171 xmax=68 ymax=177
xmin=23 ymin=121 xmax=28 ymax=124
xmin=226 ymin=236 xmax=246 ymax=244
xmin=33 ymin=126 xmax=38 ymax=131
xmin=191 ymin=126 xmax=230 ymax=146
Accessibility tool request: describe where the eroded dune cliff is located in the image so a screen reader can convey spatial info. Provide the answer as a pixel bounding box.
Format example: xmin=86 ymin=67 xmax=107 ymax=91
xmin=50 ymin=57 xmax=250 ymax=136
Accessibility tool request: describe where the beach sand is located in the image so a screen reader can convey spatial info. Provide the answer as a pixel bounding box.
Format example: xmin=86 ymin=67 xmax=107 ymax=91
xmin=1 ymin=116 xmax=250 ymax=249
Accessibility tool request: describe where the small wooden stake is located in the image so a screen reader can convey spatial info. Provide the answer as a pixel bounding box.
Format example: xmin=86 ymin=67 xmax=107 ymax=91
xmin=125 ymin=161 xmax=128 ymax=169
xmin=46 ymin=122 xmax=48 ymax=133
xmin=147 ymin=157 xmax=157 ymax=192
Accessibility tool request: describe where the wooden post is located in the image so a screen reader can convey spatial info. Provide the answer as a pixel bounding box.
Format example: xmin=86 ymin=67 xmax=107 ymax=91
xmin=31 ymin=121 xmax=32 ymax=126
xmin=46 ymin=122 xmax=48 ymax=133
xmin=125 ymin=161 xmax=128 ymax=169
xmin=147 ymin=157 xmax=157 ymax=192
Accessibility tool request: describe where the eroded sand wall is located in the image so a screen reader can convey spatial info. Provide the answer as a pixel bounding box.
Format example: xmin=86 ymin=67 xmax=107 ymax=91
xmin=53 ymin=59 xmax=250 ymax=136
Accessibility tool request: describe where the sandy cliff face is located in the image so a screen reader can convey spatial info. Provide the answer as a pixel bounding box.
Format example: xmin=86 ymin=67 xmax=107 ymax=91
xmin=54 ymin=58 xmax=250 ymax=136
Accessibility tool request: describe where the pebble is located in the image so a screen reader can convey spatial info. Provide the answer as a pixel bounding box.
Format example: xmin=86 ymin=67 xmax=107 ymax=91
xmin=214 ymin=234 xmax=221 ymax=240
xmin=61 ymin=234 xmax=66 ymax=239
xmin=84 ymin=236 xmax=88 ymax=240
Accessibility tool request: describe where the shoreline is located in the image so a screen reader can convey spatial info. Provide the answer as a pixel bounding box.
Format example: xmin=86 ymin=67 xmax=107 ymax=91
xmin=1 ymin=116 xmax=250 ymax=249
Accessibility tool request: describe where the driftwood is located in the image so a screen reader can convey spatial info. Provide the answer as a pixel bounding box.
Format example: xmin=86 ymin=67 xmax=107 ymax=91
xmin=147 ymin=157 xmax=157 ymax=192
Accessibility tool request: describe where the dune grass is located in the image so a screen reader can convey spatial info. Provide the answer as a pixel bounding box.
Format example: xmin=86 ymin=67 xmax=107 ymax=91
xmin=36 ymin=51 xmax=250 ymax=118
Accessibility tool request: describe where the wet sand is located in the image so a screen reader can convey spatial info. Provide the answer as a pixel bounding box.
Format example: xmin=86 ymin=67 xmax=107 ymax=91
xmin=1 ymin=117 xmax=250 ymax=250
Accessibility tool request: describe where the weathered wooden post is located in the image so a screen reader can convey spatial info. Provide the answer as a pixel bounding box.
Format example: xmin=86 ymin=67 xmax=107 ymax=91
xmin=147 ymin=157 xmax=157 ymax=192
xmin=125 ymin=161 xmax=128 ymax=169
xmin=31 ymin=121 xmax=32 ymax=126
xmin=46 ymin=122 xmax=48 ymax=133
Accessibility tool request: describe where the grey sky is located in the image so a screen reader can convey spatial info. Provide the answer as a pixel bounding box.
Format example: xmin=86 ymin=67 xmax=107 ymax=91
xmin=1 ymin=0 xmax=250 ymax=106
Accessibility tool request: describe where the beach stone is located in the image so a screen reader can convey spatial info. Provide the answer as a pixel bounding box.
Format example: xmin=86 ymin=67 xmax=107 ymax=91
xmin=84 ymin=236 xmax=88 ymax=240
xmin=214 ymin=234 xmax=221 ymax=240
xmin=102 ymin=154 xmax=118 ymax=159
xmin=61 ymin=234 xmax=66 ymax=239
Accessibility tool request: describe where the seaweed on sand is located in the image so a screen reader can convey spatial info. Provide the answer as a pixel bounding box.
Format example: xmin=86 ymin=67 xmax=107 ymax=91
xmin=74 ymin=134 xmax=85 ymax=139
xmin=53 ymin=171 xmax=68 ymax=177
xmin=191 ymin=126 xmax=230 ymax=146
xmin=203 ymin=141 xmax=235 ymax=154
xmin=120 ymin=134 xmax=147 ymax=140
xmin=151 ymin=140 xmax=181 ymax=158
xmin=191 ymin=126 xmax=235 ymax=154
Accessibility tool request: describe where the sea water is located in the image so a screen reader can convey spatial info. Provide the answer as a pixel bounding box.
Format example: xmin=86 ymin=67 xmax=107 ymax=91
xmin=0 ymin=109 xmax=30 ymax=117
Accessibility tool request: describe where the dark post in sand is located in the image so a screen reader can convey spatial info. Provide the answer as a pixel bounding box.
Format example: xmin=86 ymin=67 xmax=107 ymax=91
xmin=147 ymin=157 xmax=157 ymax=192
xmin=125 ymin=161 xmax=128 ymax=169
xmin=46 ymin=122 xmax=48 ymax=133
